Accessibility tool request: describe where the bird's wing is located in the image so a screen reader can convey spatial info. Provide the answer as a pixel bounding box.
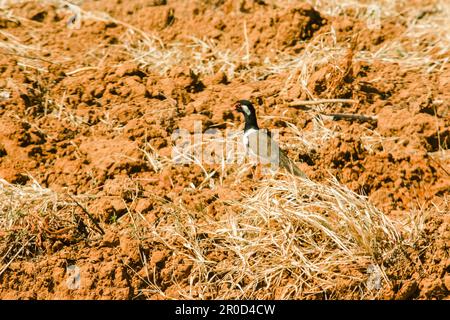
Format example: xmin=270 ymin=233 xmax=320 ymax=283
xmin=278 ymin=148 xmax=307 ymax=178
xmin=246 ymin=129 xmax=273 ymax=165
xmin=247 ymin=130 xmax=307 ymax=178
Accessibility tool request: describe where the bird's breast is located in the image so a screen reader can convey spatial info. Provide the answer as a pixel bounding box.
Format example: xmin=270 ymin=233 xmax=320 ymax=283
xmin=243 ymin=128 xmax=259 ymax=149
xmin=243 ymin=128 xmax=280 ymax=164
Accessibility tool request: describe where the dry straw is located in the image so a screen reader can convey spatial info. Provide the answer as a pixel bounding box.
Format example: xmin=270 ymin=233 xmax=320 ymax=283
xmin=139 ymin=174 xmax=421 ymax=299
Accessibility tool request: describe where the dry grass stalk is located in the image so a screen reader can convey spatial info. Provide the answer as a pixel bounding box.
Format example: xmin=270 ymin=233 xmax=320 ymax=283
xmin=139 ymin=174 xmax=422 ymax=299
xmin=0 ymin=177 xmax=98 ymax=272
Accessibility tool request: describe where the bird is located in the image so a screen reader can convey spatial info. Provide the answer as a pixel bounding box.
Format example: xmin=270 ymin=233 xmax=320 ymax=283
xmin=233 ymin=99 xmax=306 ymax=178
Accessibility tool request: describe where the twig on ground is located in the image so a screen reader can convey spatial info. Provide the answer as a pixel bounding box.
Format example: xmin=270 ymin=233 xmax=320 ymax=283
xmin=324 ymin=113 xmax=378 ymax=123
xmin=0 ymin=236 xmax=36 ymax=277
xmin=289 ymin=99 xmax=358 ymax=106
xmin=66 ymin=66 xmax=98 ymax=76
xmin=1 ymin=51 xmax=56 ymax=65
xmin=67 ymin=194 xmax=105 ymax=235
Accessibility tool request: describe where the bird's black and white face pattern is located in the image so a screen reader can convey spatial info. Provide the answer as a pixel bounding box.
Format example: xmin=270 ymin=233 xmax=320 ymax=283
xmin=234 ymin=100 xmax=255 ymax=117
xmin=233 ymin=100 xmax=259 ymax=131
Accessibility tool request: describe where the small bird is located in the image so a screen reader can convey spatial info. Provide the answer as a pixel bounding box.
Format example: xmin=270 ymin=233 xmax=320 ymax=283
xmin=234 ymin=100 xmax=306 ymax=178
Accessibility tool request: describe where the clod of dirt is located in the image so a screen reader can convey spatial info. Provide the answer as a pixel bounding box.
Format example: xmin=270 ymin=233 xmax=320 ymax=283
xmin=134 ymin=198 xmax=154 ymax=214
xmin=0 ymin=0 xmax=449 ymax=300
xmin=204 ymin=71 xmax=229 ymax=86
xmin=395 ymin=281 xmax=419 ymax=300
xmin=119 ymin=236 xmax=141 ymax=264
xmin=150 ymin=250 xmax=169 ymax=269
xmin=91 ymin=197 xmax=127 ymax=223
xmin=444 ymin=275 xmax=450 ymax=291
xmin=100 ymin=231 xmax=120 ymax=248
xmin=115 ymin=62 xmax=146 ymax=78
xmin=274 ymin=4 xmax=325 ymax=45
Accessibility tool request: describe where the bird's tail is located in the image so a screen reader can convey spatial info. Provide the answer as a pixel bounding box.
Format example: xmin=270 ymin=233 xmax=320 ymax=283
xmin=279 ymin=152 xmax=307 ymax=178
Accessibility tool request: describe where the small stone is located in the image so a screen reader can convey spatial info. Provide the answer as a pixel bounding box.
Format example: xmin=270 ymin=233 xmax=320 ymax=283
xmin=101 ymin=230 xmax=119 ymax=248
xmin=0 ymin=90 xmax=10 ymax=101
xmin=135 ymin=198 xmax=154 ymax=214
xmin=204 ymin=71 xmax=228 ymax=86
xmin=150 ymin=250 xmax=168 ymax=267
xmin=124 ymin=77 xmax=147 ymax=97
xmin=108 ymin=198 xmax=127 ymax=216
xmin=115 ymin=62 xmax=140 ymax=78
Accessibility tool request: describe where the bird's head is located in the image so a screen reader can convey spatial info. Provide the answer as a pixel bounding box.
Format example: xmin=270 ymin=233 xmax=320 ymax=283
xmin=233 ymin=99 xmax=259 ymax=129
xmin=233 ymin=100 xmax=255 ymax=117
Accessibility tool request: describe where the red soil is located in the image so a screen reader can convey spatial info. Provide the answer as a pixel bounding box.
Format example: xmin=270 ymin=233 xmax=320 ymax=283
xmin=0 ymin=0 xmax=448 ymax=299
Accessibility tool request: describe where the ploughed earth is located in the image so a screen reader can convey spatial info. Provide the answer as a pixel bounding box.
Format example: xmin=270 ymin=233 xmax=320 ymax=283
xmin=0 ymin=0 xmax=449 ymax=299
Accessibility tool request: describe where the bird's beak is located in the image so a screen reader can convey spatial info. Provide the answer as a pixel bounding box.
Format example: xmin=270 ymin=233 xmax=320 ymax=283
xmin=233 ymin=102 xmax=242 ymax=113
